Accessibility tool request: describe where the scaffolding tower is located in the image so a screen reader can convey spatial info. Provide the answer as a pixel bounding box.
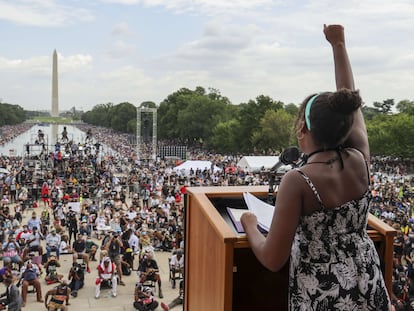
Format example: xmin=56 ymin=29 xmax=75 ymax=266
xmin=136 ymin=107 xmax=157 ymax=160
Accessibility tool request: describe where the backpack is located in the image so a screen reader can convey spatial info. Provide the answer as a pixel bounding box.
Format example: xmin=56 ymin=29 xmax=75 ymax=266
xmin=122 ymin=263 xmax=131 ymax=276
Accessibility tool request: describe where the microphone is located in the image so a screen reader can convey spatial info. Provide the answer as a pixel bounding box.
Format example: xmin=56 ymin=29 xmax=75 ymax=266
xmin=268 ymin=146 xmax=302 ymax=204
xmin=270 ymin=146 xmax=301 ymax=172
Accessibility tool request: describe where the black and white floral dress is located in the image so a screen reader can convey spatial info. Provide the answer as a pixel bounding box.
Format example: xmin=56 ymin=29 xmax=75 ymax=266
xmin=289 ymin=170 xmax=391 ymax=311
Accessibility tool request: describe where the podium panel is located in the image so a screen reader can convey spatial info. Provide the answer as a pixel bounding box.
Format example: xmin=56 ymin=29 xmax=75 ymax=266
xmin=184 ymin=186 xmax=396 ymax=311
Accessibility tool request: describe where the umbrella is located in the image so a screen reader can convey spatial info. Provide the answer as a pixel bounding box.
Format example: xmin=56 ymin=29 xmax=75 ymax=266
xmin=0 ymin=168 xmax=9 ymax=174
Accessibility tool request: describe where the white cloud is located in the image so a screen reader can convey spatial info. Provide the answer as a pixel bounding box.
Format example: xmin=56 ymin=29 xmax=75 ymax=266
xmin=111 ymin=22 xmax=134 ymax=36
xmin=107 ymin=41 xmax=137 ymax=59
xmin=0 ymin=56 xmax=50 ymax=74
xmin=0 ymin=0 xmax=94 ymax=26
xmin=0 ymin=53 xmax=92 ymax=73
xmin=101 ymin=0 xmax=279 ymax=15
xmin=58 ymin=53 xmax=93 ymax=72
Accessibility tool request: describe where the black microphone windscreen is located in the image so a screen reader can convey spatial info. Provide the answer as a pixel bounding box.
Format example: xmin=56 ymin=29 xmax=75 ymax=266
xmin=280 ymin=146 xmax=300 ymax=165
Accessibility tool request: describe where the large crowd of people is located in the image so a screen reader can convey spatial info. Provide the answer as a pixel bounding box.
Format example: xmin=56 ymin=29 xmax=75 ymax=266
xmin=0 ymin=121 xmax=412 ymax=310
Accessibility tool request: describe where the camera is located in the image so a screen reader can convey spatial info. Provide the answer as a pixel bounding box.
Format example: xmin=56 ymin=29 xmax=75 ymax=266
xmin=72 ymin=262 xmax=80 ymax=272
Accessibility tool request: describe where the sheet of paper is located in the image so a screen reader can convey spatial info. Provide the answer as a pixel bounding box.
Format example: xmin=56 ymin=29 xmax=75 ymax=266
xmin=243 ymin=192 xmax=275 ymax=232
xmin=226 ymin=207 xmax=247 ymax=233
xmin=227 ymin=208 xmax=245 ymax=222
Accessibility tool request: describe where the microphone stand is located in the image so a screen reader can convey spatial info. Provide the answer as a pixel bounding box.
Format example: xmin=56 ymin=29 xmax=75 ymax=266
xmin=267 ymin=146 xmax=303 ymax=205
xmin=267 ymin=171 xmax=280 ymax=205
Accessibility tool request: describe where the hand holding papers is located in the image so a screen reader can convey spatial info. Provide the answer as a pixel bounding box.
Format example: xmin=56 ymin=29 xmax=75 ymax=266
xmin=243 ymin=192 xmax=275 ymax=233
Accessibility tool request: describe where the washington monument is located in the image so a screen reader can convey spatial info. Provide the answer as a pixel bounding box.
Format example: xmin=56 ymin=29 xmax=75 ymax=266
xmin=51 ymin=49 xmax=59 ymax=117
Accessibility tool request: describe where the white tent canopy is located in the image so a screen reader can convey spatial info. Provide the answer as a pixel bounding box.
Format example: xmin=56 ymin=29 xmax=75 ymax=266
xmin=237 ymin=156 xmax=279 ymax=172
xmin=173 ymin=160 xmax=222 ymax=176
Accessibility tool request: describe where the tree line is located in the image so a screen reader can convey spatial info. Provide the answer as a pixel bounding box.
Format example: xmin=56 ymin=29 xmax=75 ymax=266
xmin=0 ymin=102 xmax=26 ymax=126
xmin=80 ymin=86 xmax=414 ymax=158
xmin=2 ymin=87 xmax=413 ymax=158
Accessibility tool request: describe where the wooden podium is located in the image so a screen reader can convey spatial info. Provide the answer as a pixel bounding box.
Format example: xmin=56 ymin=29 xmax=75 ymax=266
xmin=183 ymin=186 xmax=396 ymax=311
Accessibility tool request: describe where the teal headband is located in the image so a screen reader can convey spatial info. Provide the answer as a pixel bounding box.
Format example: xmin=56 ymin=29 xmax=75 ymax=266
xmin=305 ymin=94 xmax=319 ymax=131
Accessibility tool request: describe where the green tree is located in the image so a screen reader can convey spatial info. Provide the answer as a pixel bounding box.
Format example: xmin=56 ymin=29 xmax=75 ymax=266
xmin=237 ymin=95 xmax=284 ymax=153
xmin=251 ymin=109 xmax=295 ymax=153
xmin=367 ymin=113 xmax=414 ymax=158
xmin=396 ymin=99 xmax=414 ymax=115
xmin=158 ymin=88 xmax=197 ymax=140
xmin=158 ymin=87 xmax=232 ymax=145
xmin=175 ymin=92 xmax=232 ymax=146
xmin=284 ymin=103 xmax=299 ymax=117
xmin=111 ymin=102 xmax=136 ymax=133
xmin=373 ymin=99 xmax=394 ymax=114
xmin=82 ymin=103 xmax=114 ymax=127
xmin=362 ymin=106 xmax=381 ymax=120
xmin=210 ymin=119 xmax=241 ymax=154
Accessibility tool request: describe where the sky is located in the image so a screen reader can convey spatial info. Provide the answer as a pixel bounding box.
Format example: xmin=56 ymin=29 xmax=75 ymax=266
xmin=1 ymin=0 xmax=414 ymax=112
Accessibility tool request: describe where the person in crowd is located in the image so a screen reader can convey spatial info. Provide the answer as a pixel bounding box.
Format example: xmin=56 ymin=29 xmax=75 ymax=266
xmin=133 ymin=283 xmax=159 ymax=311
xmin=104 ymin=230 xmax=125 ymax=286
xmin=23 ymin=225 xmax=43 ymax=258
xmin=45 ymin=228 xmax=61 ymax=260
xmin=85 ymin=234 xmax=98 ymax=261
xmin=79 ymin=219 xmax=91 ymax=236
xmin=44 ymin=255 xmax=63 ymax=284
xmin=16 ymin=224 xmax=31 ymax=252
xmin=68 ymin=262 xmax=85 ymax=297
xmin=20 ymin=261 xmax=43 ymax=307
xmin=41 ymin=182 xmax=50 ymax=208
xmin=62 ymin=126 xmax=68 ymax=142
xmin=0 ymin=276 xmax=22 ymax=311
xmin=66 ymin=207 xmax=78 ymax=244
xmin=59 ymin=234 xmax=72 ymax=255
xmin=0 ymin=258 xmax=13 ymax=282
xmin=72 ymin=233 xmax=91 ymax=273
xmin=160 ymin=280 xmax=184 ymax=311
xmin=169 ymin=249 xmax=184 ymax=289
xmin=2 ymin=234 xmax=23 ymax=270
xmin=44 ymin=281 xmax=71 ymax=311
xmin=241 ymin=24 xmax=391 ymax=309
xmin=138 ymin=250 xmax=163 ymax=299
xmin=27 ymin=211 xmax=42 ymax=233
xmin=95 ymin=257 xmax=117 ymax=299
xmin=95 ymin=211 xmax=109 ymax=240
xmin=128 ymin=229 xmax=140 ymax=254
xmin=31 ymin=180 xmax=39 ymax=203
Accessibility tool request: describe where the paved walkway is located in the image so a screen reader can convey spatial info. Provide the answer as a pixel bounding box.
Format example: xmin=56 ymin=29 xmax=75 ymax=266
xmin=8 ymin=207 xmax=181 ymax=311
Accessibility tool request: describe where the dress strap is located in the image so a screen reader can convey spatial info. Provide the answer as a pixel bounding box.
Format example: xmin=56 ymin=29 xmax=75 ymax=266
xmin=303 ymin=145 xmax=345 ymax=170
xmin=295 ymin=169 xmax=325 ymax=210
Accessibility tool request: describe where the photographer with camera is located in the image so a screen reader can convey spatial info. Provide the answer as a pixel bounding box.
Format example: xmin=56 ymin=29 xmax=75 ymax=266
xmin=44 ymin=281 xmax=71 ymax=311
xmin=2 ymin=234 xmax=23 ymax=270
xmin=104 ymin=230 xmax=125 ymax=286
xmin=68 ymin=262 xmax=84 ymax=297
